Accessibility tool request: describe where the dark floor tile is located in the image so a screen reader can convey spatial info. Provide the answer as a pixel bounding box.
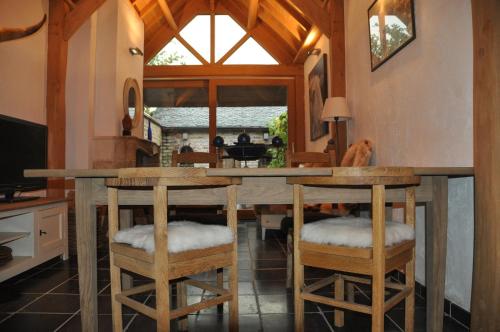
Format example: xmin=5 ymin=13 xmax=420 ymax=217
xmin=255 ymin=280 xmax=291 ymax=295
xmin=56 ymin=313 xmax=134 ymax=332
xmin=252 ymin=251 xmax=286 ymax=260
xmin=0 ymin=313 xmax=72 ymax=331
xmin=450 ymin=303 xmax=471 ymax=328
xmin=14 ymin=269 xmax=78 ymax=294
xmin=21 ymin=294 xmax=80 ymax=314
xmin=0 ymin=292 xmax=39 ymax=313
xmin=50 ymin=278 xmax=110 ymax=295
xmin=261 ymin=313 xmax=332 ymax=332
xmin=254 ymin=269 xmax=287 ymax=281
xmin=327 ymin=310 xmax=403 ymax=332
xmin=444 ymin=315 xmax=469 ymax=332
xmin=254 ymin=260 xmax=287 ymax=270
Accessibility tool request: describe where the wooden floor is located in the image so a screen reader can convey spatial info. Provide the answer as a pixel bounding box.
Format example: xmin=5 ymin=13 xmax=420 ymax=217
xmin=0 ymin=221 xmax=469 ymax=331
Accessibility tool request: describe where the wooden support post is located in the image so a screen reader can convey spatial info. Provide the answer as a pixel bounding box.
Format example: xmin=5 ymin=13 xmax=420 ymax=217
xmin=405 ymin=187 xmax=416 ymax=332
xmin=75 ymin=178 xmax=98 ymax=332
xmin=47 ymin=0 xmax=68 ymax=197
xmin=425 ymin=176 xmax=448 ymax=332
xmin=154 ymin=185 xmax=170 ymax=331
xmin=293 ymin=184 xmax=304 ymax=331
xmin=371 ymin=184 xmax=386 ymax=332
xmin=471 ymin=0 xmax=500 ymax=330
xmin=108 ymin=188 xmax=123 ymax=331
xmin=329 ymin=0 xmax=347 ymax=164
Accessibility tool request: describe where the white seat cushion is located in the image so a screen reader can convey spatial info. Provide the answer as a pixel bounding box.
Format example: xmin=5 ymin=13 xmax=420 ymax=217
xmin=300 ymin=217 xmax=414 ymax=248
xmin=113 ymin=221 xmax=233 ymax=254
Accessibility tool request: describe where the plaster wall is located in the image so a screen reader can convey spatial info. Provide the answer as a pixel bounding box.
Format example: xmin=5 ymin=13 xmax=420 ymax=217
xmin=345 ymin=0 xmax=474 ymax=310
xmin=65 ymin=17 xmax=96 ymax=169
xmin=65 ymin=0 xmax=144 ymax=168
xmin=0 ymin=0 xmax=48 ymax=125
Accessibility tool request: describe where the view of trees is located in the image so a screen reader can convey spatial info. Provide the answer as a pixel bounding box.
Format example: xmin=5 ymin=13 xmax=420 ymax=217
xmin=370 ymin=21 xmax=411 ymax=64
xmin=147 ymin=50 xmax=186 ymax=65
xmin=267 ymin=112 xmax=288 ymax=168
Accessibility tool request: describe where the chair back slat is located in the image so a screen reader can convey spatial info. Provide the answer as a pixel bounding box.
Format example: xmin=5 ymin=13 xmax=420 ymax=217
xmin=287 ymin=151 xmax=336 ymax=167
xmin=172 ymin=151 xmax=218 ymax=166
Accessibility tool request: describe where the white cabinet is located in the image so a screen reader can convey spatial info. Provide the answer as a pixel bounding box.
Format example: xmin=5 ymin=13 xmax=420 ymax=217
xmin=0 ymin=198 xmax=68 ymax=282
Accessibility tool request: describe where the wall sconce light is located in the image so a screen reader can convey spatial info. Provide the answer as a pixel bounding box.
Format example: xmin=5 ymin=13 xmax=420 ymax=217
xmin=182 ymin=132 xmax=189 ymax=140
xmin=307 ymin=48 xmax=321 ymax=57
xmin=129 ymin=47 xmax=143 ymax=56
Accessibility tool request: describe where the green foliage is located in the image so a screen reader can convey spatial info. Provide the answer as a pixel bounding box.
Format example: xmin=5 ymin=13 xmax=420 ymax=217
xmin=370 ymin=23 xmax=411 ymax=62
xmin=267 ymin=112 xmax=288 ymax=168
xmin=148 ymin=50 xmax=186 ymax=66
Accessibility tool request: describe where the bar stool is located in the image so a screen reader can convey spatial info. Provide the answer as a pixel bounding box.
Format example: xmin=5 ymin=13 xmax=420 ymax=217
xmin=288 ymin=167 xmax=420 ymax=332
xmin=106 ymin=168 xmax=240 ymax=332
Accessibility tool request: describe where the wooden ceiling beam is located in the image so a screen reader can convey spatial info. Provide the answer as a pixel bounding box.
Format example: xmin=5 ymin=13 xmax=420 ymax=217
xmin=287 ymin=0 xmax=330 ymax=38
xmin=157 ymin=0 xmax=178 ymax=30
xmin=261 ymin=0 xmax=307 ymax=38
xmin=247 ymin=0 xmax=259 ymax=30
xmin=63 ymin=0 xmax=106 ymax=40
xmin=144 ymin=64 xmax=303 ymax=77
xmin=293 ymin=25 xmax=321 ymax=64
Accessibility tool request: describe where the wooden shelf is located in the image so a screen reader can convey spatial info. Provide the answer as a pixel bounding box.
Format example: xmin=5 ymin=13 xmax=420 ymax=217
xmin=0 ymin=256 xmax=32 ymax=272
xmin=0 ymin=232 xmax=30 ymax=245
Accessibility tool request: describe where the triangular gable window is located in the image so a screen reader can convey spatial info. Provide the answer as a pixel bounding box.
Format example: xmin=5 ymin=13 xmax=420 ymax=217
xmin=179 ymin=15 xmax=211 ymax=62
xmin=224 ymin=38 xmax=278 ymax=65
xmin=148 ymin=15 xmax=279 ymax=65
xmin=215 ymin=15 xmax=246 ymax=62
xmin=148 ymin=38 xmax=202 ymax=65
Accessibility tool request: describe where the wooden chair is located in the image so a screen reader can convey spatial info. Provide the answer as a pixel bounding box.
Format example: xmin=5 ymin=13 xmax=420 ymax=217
xmin=171 ymin=150 xmax=219 ymax=168
xmin=286 ymin=150 xmax=336 ymax=168
xmin=106 ymin=171 xmax=241 ymax=332
xmin=288 ymin=167 xmax=420 ymax=332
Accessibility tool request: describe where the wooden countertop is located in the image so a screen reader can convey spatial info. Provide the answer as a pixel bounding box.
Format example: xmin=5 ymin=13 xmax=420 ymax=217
xmin=24 ymin=167 xmax=474 ymax=178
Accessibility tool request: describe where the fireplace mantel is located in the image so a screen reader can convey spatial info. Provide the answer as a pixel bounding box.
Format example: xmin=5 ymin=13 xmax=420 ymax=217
xmin=92 ymin=136 xmax=160 ymax=169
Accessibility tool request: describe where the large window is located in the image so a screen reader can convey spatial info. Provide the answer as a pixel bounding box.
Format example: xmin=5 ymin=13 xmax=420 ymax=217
xmin=148 ymin=15 xmax=277 ymax=66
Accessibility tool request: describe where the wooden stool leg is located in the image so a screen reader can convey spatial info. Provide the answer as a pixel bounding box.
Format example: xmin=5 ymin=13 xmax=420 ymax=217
xmin=286 ymin=231 xmax=293 ymax=289
xmin=405 ymin=187 xmax=416 ymax=332
xmin=108 ymin=188 xmax=123 ymax=332
xmin=334 ymin=274 xmax=345 ymax=327
xmin=293 ymin=184 xmax=304 ymax=332
xmin=177 ymin=281 xmax=188 ymax=331
xmin=154 ymin=186 xmax=170 ymax=332
xmin=217 ymin=268 xmax=224 ymax=314
xmin=371 ymin=184 xmax=386 ymax=332
xmin=227 ymin=185 xmax=239 ymax=332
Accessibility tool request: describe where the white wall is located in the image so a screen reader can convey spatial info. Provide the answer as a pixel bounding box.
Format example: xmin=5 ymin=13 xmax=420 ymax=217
xmin=345 ymin=0 xmax=474 ymax=310
xmin=304 ymin=35 xmax=332 ymax=152
xmin=0 ymin=0 xmax=48 ymax=125
xmin=66 ymin=0 xmax=144 ymax=168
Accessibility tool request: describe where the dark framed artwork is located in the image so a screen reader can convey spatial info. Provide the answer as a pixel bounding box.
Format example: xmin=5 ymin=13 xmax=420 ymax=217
xmin=308 ymin=54 xmax=329 ymax=141
xmin=368 ymin=0 xmax=416 ymax=71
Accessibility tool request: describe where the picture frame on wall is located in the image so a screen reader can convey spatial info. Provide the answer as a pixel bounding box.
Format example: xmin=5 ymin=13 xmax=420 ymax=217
xmin=368 ymin=0 xmax=416 ymax=71
xmin=308 ymin=54 xmax=329 ymax=141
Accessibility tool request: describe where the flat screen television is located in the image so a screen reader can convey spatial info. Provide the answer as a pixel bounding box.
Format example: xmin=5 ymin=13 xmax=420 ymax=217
xmin=0 ymin=114 xmax=47 ymax=203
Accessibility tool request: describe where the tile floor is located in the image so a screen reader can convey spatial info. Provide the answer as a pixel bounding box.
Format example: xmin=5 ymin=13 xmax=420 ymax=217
xmin=0 ymin=221 xmax=469 ymax=331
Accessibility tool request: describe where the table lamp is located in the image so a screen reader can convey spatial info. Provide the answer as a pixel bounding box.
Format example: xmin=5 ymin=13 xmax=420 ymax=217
xmin=321 ymin=97 xmax=351 ymax=165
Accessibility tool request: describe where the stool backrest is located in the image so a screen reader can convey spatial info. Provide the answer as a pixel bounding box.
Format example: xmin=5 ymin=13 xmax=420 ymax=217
xmin=287 ymin=151 xmax=336 ymax=168
xmin=171 ymin=151 xmax=218 ymax=167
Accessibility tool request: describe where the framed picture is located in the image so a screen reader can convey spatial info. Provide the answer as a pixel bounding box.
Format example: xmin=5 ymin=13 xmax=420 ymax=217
xmin=368 ymin=0 xmax=416 ymax=71
xmin=308 ymin=54 xmax=329 ymax=141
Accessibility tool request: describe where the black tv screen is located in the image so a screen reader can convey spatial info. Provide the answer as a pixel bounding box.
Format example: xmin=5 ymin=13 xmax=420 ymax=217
xmin=0 ymin=114 xmax=47 ymax=194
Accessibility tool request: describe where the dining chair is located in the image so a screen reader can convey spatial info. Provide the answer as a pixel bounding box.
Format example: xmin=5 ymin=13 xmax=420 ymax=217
xmin=288 ymin=167 xmax=420 ymax=332
xmin=106 ymin=171 xmax=240 ymax=331
xmin=286 ymin=150 xmax=337 ymax=168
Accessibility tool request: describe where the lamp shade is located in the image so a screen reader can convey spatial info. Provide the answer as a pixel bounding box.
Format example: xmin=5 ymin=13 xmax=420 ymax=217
xmin=321 ymin=97 xmax=351 ymax=121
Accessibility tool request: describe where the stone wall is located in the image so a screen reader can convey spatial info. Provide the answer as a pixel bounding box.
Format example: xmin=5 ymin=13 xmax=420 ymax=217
xmin=161 ymin=128 xmax=270 ymax=167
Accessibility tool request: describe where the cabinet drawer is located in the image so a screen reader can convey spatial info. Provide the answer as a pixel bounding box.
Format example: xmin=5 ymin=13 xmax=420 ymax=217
xmin=37 ymin=206 xmax=66 ymax=252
